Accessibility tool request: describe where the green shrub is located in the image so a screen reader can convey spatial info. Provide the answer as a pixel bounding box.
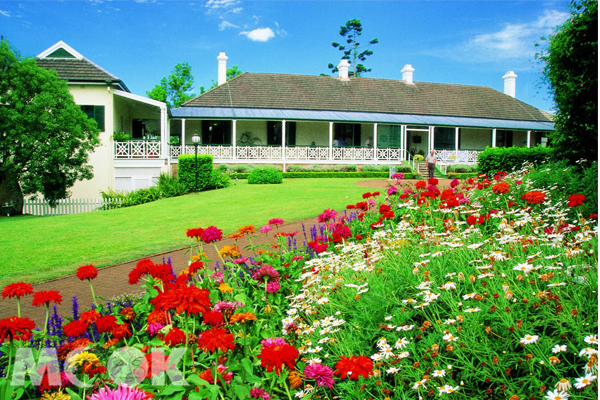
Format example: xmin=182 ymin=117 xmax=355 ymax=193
xmin=362 ymin=164 xmax=392 ymax=172
xmin=155 ymin=173 xmax=189 ymax=197
xmin=208 ymin=169 xmax=231 ymax=190
xmin=216 ymin=164 xmax=232 ymax=171
xmin=477 ymin=146 xmax=554 ymax=176
xmin=287 ymin=165 xmax=307 ymax=172
xmin=413 ymin=154 xmax=424 ymax=162
xmin=247 ymin=168 xmax=283 ymax=184
xmin=178 ymin=154 xmax=214 ymax=192
xmin=231 ymin=171 xmax=421 ymax=179
xmin=447 ymin=172 xmax=479 ymax=179
xmin=230 ymin=164 xmax=255 ymax=173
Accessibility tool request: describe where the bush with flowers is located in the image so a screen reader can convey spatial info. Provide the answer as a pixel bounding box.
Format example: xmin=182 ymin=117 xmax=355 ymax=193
xmin=0 ymin=162 xmax=597 ymax=400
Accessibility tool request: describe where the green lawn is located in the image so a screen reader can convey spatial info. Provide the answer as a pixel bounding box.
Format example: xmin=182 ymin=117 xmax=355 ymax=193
xmin=0 ymin=178 xmax=379 ymax=287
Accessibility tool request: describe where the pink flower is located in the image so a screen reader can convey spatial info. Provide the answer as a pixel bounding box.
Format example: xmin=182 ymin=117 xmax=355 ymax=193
xmin=260 ymin=337 xmax=288 ymax=347
xmin=233 ymin=257 xmax=250 ymax=264
xmin=404 ymin=189 xmax=414 ymax=195
xmin=250 ymin=387 xmax=271 ymax=400
xmin=391 ymin=173 xmax=404 ymax=180
xmin=252 ymin=265 xmax=280 ymax=282
xmin=304 ymin=363 xmax=335 ymax=389
xmin=291 ymin=255 xmax=303 ymax=262
xmin=210 ymin=270 xmax=224 ymax=284
xmin=318 ymin=208 xmax=337 ymax=223
xmin=266 ymin=281 xmax=280 ymax=293
xmin=88 ymin=384 xmax=148 ymax=400
xmin=268 ymin=218 xmax=284 ymax=226
xmin=450 ymin=178 xmax=460 ymax=188
xmin=201 ymin=226 xmax=223 ymax=243
xmin=387 ymin=186 xmax=398 ymax=196
xmin=146 ymin=323 xmax=164 ymax=336
xmin=260 ymin=225 xmax=273 ymax=234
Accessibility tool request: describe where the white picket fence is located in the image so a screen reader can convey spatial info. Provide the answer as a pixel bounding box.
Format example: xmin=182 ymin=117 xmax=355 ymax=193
xmin=22 ymin=198 xmax=118 ymax=216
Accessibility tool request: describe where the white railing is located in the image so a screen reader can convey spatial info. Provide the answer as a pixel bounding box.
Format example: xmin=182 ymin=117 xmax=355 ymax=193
xmin=237 ymin=146 xmax=283 ymax=160
xmin=434 ymin=149 xmax=481 ymax=164
xmin=114 ymin=141 xmax=162 ymax=159
xmin=22 ymin=198 xmax=119 ymax=216
xmin=285 ymin=146 xmax=330 ymax=161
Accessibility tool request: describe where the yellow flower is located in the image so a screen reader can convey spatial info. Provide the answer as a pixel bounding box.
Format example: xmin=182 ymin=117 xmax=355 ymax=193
xmin=40 ymin=390 xmax=71 ymax=400
xmin=218 ymin=283 xmax=234 ymax=293
xmin=67 ymin=351 xmax=100 ymax=369
xmin=219 ymin=245 xmax=241 ymax=259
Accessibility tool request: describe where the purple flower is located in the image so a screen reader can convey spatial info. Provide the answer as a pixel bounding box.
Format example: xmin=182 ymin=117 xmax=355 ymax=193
xmin=87 ymin=384 xmax=148 ymax=400
xmin=304 ymin=362 xmax=335 ymax=389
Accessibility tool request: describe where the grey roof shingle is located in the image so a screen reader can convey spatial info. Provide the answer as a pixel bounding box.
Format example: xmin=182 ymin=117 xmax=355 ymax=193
xmin=36 ymin=58 xmax=129 ymax=91
xmin=183 ymin=73 xmax=552 ymax=123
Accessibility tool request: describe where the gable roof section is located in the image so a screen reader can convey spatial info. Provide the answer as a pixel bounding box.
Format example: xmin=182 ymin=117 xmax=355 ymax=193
xmin=183 ymin=73 xmax=552 ymax=123
xmin=36 ymin=41 xmax=129 ymax=92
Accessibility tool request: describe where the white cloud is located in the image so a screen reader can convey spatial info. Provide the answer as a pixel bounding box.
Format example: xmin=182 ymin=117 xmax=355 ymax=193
xmin=240 ymin=27 xmax=275 ymax=42
xmin=275 ymin=21 xmax=287 ymax=37
xmin=205 ymin=0 xmax=241 ymax=14
xmin=251 ymin=15 xmax=259 ymax=24
xmin=431 ymin=9 xmax=569 ymax=64
xmin=231 ymin=7 xmax=242 ymax=14
xmin=0 ymin=10 xmax=10 ymax=17
xmin=219 ymin=20 xmax=239 ymax=30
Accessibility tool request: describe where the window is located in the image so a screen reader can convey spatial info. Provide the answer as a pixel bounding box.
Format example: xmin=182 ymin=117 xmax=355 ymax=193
xmin=80 ymin=105 xmax=105 ymax=131
xmin=496 ymin=130 xmax=513 ymax=147
xmin=267 ymin=121 xmax=296 ymax=146
xmin=334 ymin=123 xmax=361 ymax=146
xmin=434 ymin=127 xmax=455 ymax=150
xmin=201 ymin=120 xmax=231 ymax=145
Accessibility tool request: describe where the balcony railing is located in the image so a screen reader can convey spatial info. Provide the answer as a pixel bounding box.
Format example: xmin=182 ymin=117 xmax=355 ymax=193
xmin=115 ymin=141 xmax=481 ymax=164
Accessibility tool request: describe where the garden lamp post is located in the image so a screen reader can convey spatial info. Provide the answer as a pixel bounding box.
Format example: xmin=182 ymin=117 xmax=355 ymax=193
xmin=192 ymin=130 xmax=200 ymax=193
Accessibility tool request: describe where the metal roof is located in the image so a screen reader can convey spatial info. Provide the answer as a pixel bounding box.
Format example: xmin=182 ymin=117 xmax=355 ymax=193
xmin=170 ymin=107 xmax=554 ymax=131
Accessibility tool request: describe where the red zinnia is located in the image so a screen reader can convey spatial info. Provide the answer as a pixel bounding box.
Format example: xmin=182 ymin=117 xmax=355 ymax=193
xmin=188 ymin=261 xmax=204 ymax=274
xmin=203 ymin=310 xmax=225 ymax=326
xmin=164 ymin=327 xmax=186 ymax=346
xmin=63 ymin=319 xmax=88 ymax=338
xmin=268 ymin=218 xmax=284 ymax=226
xmin=522 ymin=190 xmax=546 ymax=205
xmin=76 ymin=264 xmax=98 ymax=281
xmin=492 ymin=182 xmax=510 ymax=195
xmin=567 ymin=194 xmax=585 ymax=207
xmin=95 ymin=315 xmax=118 ymax=333
xmin=428 ymin=177 xmax=439 ymax=186
xmin=32 ymin=290 xmax=62 ymax=307
xmin=0 ymin=316 xmax=35 ymax=342
xmin=186 ymin=227 xmax=205 ymax=239
xmin=334 ymin=355 xmax=373 ymax=380
xmin=258 ymin=342 xmax=299 ymax=375
xmin=415 ymin=180 xmax=427 ymax=190
xmin=80 ymin=310 xmax=101 ymax=325
xmin=197 ymin=327 xmax=236 ymax=353
xmin=128 ymin=259 xmax=154 ymax=285
xmin=2 ymin=282 xmax=34 ymax=299
xmin=201 ymin=226 xmax=223 ymax=244
xmin=112 ymin=323 xmax=132 ymax=340
xmin=152 ymin=285 xmax=212 ymax=316
xmin=149 ymin=263 xmax=175 ymax=282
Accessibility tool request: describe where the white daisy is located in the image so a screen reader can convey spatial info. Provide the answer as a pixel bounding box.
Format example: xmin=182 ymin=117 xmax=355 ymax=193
xmin=544 ymin=389 xmax=569 ymax=400
xmin=574 ymin=373 xmax=597 ymax=389
xmin=432 ymin=369 xmax=446 ymax=378
xmin=552 ymin=344 xmax=567 ymax=354
xmin=584 ymin=335 xmax=598 ymax=345
xmin=520 ymin=334 xmax=540 ymax=345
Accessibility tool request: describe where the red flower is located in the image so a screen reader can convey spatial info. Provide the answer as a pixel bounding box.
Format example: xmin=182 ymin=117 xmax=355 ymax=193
xmin=136 ymin=351 xmax=172 ymax=380
xmin=164 ymin=327 xmax=186 ymax=346
xmin=201 ymin=226 xmax=223 ymax=243
xmin=428 ymin=177 xmax=439 ymax=185
xmin=382 ymin=211 xmax=395 ymax=219
xmin=76 ymin=264 xmax=98 ymax=281
xmin=197 ymin=327 xmax=236 ymax=354
xmin=415 ymin=180 xmax=427 ymax=190
xmin=268 ymin=218 xmax=285 ymax=226
xmin=32 ymin=290 xmax=62 ymax=307
xmin=95 ymin=315 xmax=118 ymax=333
xmin=63 ymin=320 xmax=88 ymax=338
xmin=153 ymin=285 xmax=212 ymax=316
xmin=149 ymin=263 xmax=175 ymax=282
xmin=80 ymin=310 xmax=101 ymax=325
xmin=203 ymin=310 xmax=225 ymax=326
xmin=492 ymin=182 xmax=510 ymax=195
xmin=308 ymin=240 xmax=328 ymax=254
xmin=128 ymin=259 xmax=154 ymax=285
xmin=361 ymin=192 xmax=372 ymax=199
xmin=522 ymin=190 xmax=546 ymax=205
xmin=197 ymin=365 xmax=233 ymax=386
xmin=379 ymin=204 xmax=391 ymax=214
xmin=331 ymin=224 xmax=351 ymax=243
xmin=567 ymin=194 xmax=585 ymax=207
xmin=334 ymin=355 xmax=373 ymax=380
xmin=0 ymin=316 xmax=35 ymax=342
xmin=188 ymin=261 xmax=204 ymax=274
xmin=258 ymin=342 xmax=299 ymax=375
xmin=186 ymin=227 xmax=205 ymax=239
xmin=112 ymin=323 xmax=132 ymax=340
xmin=467 ymin=215 xmax=485 ymax=226
xmin=2 ymin=282 xmax=34 ymax=299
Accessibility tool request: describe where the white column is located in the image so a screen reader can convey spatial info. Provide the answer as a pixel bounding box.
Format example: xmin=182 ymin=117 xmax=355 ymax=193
xmin=429 ymin=126 xmax=435 ymax=151
xmin=281 ymin=120 xmax=286 ymax=171
xmin=373 ymin=123 xmax=378 ymax=162
xmin=527 ymin=130 xmax=531 ymax=148
xmin=401 ymin=125 xmax=406 ymax=160
xmin=160 ymin=108 xmax=167 ymax=158
xmin=232 ymin=119 xmax=237 ymax=160
xmin=492 ymin=128 xmax=497 ymax=148
xmin=329 ymin=122 xmax=333 ymax=161
xmin=181 ymin=119 xmax=186 ymax=156
xmin=455 ymin=127 xmax=459 ymax=160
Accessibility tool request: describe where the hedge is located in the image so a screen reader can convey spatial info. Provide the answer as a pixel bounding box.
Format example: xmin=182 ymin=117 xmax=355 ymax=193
xmin=447 ymin=172 xmax=480 ymax=179
xmin=230 ymin=172 xmax=423 ymax=179
xmin=477 ymin=147 xmax=555 ymax=177
xmin=178 ymin=154 xmax=214 ymax=192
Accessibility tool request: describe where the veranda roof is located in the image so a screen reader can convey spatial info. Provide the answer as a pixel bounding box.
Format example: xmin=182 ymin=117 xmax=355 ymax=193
xmin=170 ymin=106 xmax=554 ymax=131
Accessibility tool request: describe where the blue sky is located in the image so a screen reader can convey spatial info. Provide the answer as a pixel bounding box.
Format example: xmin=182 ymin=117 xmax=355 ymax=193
xmin=2 ymin=0 xmax=571 ymax=112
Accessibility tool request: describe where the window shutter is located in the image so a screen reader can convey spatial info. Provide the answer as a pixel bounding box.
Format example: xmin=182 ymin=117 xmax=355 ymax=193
xmin=94 ymin=106 xmax=105 ymax=131
xmin=286 ymin=122 xmax=296 ymax=146
xmin=354 ymin=124 xmax=361 ymax=147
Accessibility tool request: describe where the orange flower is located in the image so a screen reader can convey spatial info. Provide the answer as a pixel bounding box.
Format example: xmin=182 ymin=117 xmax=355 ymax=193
xmin=229 ymin=312 xmax=257 ymax=324
xmin=197 ymin=327 xmax=236 ymax=353
xmin=217 ymin=283 xmax=234 ymax=294
xmin=288 ymin=370 xmax=303 ymax=389
xmin=492 ymin=182 xmax=510 ymax=195
xmin=238 ymin=225 xmax=256 ymax=235
xmin=219 ymin=245 xmax=241 ymax=259
xmin=147 ymin=309 xmax=166 ymax=325
xmin=227 ymin=232 xmax=244 ymax=240
xmin=522 ymin=190 xmax=546 ymax=205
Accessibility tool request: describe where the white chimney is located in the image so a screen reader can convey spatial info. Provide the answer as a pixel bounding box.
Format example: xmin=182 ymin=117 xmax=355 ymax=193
xmin=401 ymin=64 xmax=415 ymax=84
xmin=217 ymin=52 xmax=228 ymax=86
xmin=337 ymin=59 xmax=350 ymax=80
xmin=502 ymin=71 xmax=517 ymax=98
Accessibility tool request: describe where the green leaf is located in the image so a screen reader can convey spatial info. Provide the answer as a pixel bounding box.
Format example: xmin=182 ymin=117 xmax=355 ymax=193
xmin=66 ymin=388 xmax=83 ymax=400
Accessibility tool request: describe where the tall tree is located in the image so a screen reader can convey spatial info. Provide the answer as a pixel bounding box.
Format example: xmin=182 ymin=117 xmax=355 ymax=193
xmin=328 ymin=19 xmax=378 ymax=77
xmin=147 ymin=62 xmax=195 ymax=108
xmin=537 ymin=0 xmax=597 ymax=165
xmin=0 ymin=40 xmax=100 ymax=213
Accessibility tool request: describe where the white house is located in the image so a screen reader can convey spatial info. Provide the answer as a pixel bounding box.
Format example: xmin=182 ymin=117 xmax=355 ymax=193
xmin=36 ymin=41 xmax=169 ymax=197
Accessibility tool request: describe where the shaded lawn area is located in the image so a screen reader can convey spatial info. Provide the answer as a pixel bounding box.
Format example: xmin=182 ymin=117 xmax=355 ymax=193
xmin=0 ymin=178 xmax=381 ymax=287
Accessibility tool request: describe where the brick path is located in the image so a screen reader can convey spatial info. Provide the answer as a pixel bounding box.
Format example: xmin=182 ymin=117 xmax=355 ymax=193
xmin=0 ymin=179 xmax=452 ymax=325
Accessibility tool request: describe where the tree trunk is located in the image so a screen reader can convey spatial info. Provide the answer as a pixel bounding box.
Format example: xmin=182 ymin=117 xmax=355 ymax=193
xmin=0 ymin=170 xmax=24 ymax=215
